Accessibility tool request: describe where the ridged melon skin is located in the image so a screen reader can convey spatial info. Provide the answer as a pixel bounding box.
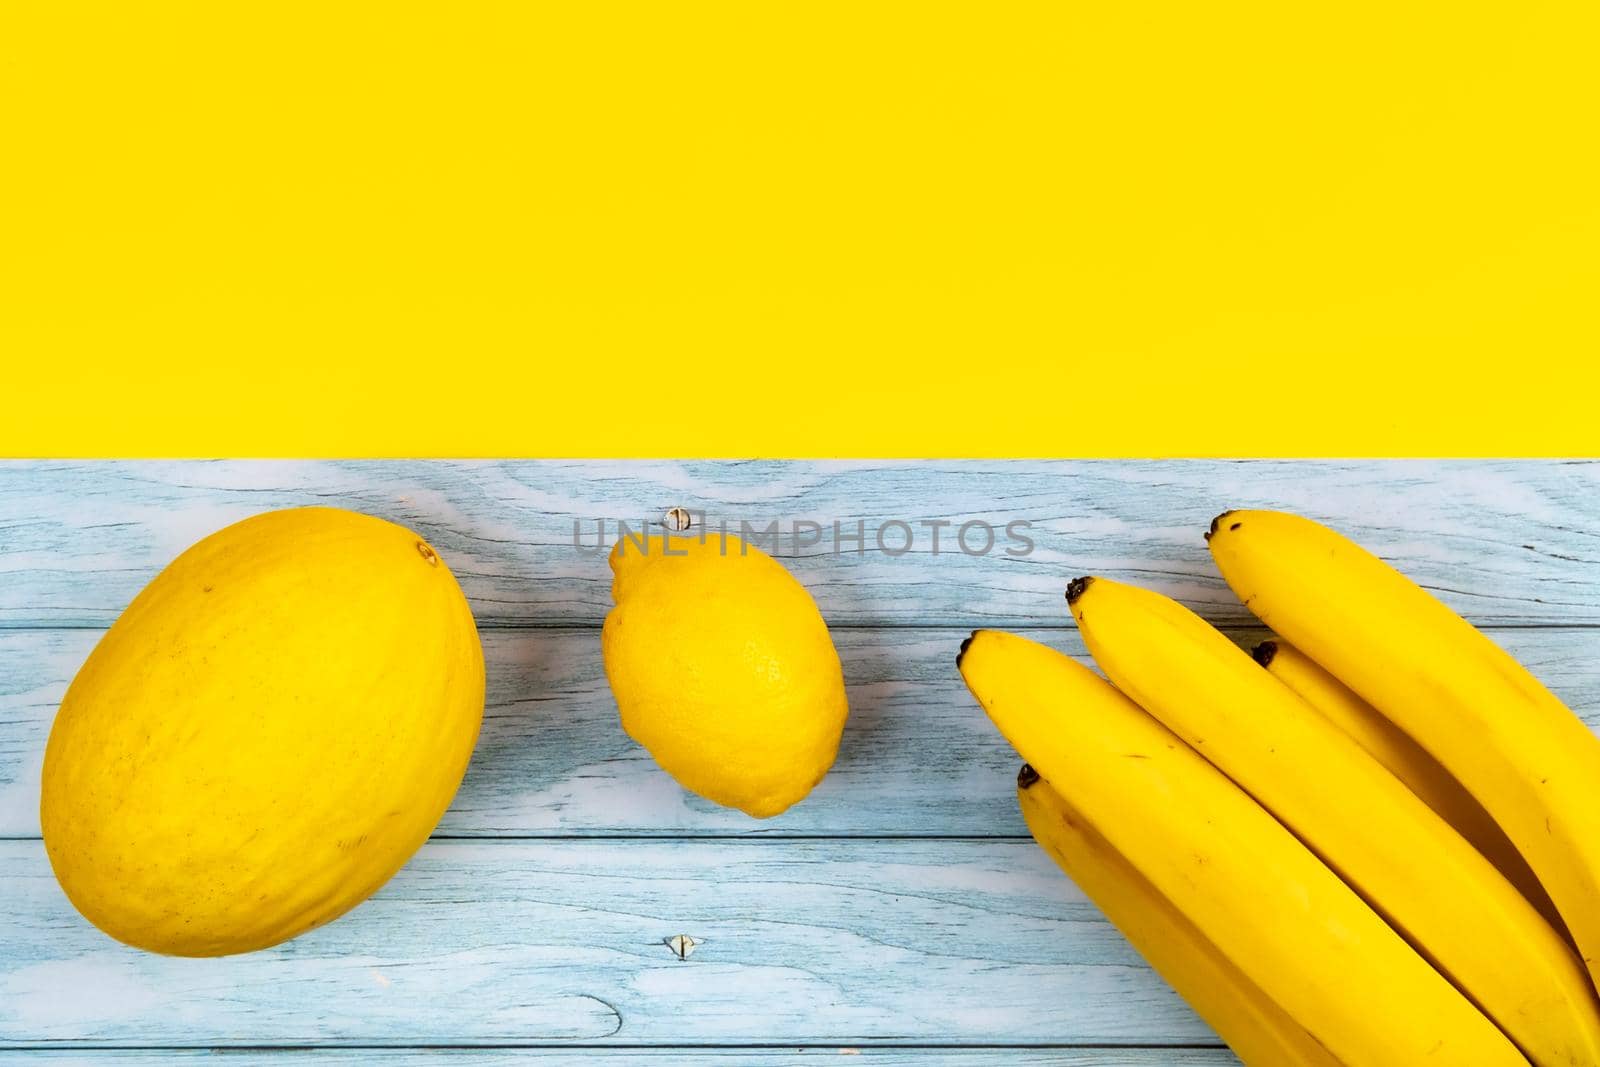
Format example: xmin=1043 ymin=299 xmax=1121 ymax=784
xmin=40 ymin=507 xmax=485 ymax=956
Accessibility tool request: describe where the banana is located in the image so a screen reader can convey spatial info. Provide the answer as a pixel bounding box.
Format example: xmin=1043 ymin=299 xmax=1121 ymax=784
xmin=1209 ymin=511 xmax=1600 ymax=991
xmin=1069 ymin=576 xmax=1600 ymax=1066
xmin=958 ymin=629 xmax=1524 ymax=1065
xmin=1254 ymin=636 xmax=1565 ymax=933
xmin=1017 ymin=765 xmax=1342 ymax=1066
xmin=1207 ymin=509 xmax=1600 ymax=996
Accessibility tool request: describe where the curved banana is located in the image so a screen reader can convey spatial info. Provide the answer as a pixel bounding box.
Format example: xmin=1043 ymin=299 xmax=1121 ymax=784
xmin=1070 ymin=576 xmax=1600 ymax=1066
xmin=1017 ymin=765 xmax=1341 ymax=1066
xmin=958 ymin=629 xmax=1523 ymax=1065
xmin=1255 ymin=636 xmax=1564 ymax=933
xmin=1209 ymin=509 xmax=1600 ymax=996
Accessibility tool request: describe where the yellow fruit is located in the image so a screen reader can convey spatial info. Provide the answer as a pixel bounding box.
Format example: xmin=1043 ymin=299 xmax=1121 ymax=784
xmin=602 ymin=532 xmax=847 ymax=817
xmin=1070 ymin=576 xmax=1600 ymax=1066
xmin=1017 ymin=766 xmax=1340 ymax=1067
xmin=41 ymin=507 xmax=485 ymax=957
xmin=957 ymin=629 xmax=1521 ymax=1065
xmin=1254 ymin=636 xmax=1564 ymax=934
xmin=1209 ymin=508 xmax=1600 ymax=996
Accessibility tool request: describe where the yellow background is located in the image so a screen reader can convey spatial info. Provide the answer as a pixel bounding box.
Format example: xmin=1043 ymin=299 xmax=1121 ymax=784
xmin=3 ymin=3 xmax=1596 ymax=456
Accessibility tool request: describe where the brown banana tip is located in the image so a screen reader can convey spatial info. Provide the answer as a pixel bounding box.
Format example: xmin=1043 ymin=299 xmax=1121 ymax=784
xmin=1252 ymin=640 xmax=1278 ymax=667
xmin=1066 ymin=576 xmax=1094 ymax=605
xmin=1017 ymin=763 xmax=1041 ymax=789
xmin=1206 ymin=509 xmax=1242 ymax=542
xmin=956 ymin=631 xmax=978 ymax=670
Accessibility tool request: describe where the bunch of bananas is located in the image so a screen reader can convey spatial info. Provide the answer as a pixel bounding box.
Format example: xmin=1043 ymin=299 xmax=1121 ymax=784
xmin=960 ymin=510 xmax=1600 ymax=1066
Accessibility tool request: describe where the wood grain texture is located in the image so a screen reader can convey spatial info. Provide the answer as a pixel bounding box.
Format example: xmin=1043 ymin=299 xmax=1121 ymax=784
xmin=6 ymin=626 xmax=1598 ymax=839
xmin=0 ymin=838 xmax=1219 ymax=1048
xmin=6 ymin=460 xmax=1598 ymax=1064
xmin=5 ymin=461 xmax=1600 ymax=629
xmin=0 ymin=1053 xmax=1240 ymax=1065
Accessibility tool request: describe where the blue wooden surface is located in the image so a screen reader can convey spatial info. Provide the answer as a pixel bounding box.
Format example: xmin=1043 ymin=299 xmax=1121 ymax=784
xmin=7 ymin=461 xmax=1600 ymax=629
xmin=0 ymin=1056 xmax=1240 ymax=1066
xmin=3 ymin=461 xmax=1599 ymax=1063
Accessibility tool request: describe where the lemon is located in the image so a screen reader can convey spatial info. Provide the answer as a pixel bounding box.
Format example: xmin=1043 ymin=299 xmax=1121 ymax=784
xmin=601 ymin=532 xmax=848 ymax=817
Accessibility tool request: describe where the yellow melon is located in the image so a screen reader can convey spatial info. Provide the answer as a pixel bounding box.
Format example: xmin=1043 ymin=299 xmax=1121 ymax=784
xmin=40 ymin=506 xmax=485 ymax=956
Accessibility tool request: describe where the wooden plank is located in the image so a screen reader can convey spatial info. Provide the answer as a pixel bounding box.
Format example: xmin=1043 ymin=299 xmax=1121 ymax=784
xmin=3 ymin=461 xmax=1600 ymax=629
xmin=0 ymin=1055 xmax=1236 ymax=1065
xmin=0 ymin=1052 xmax=1239 ymax=1065
xmin=7 ymin=626 xmax=1600 ymax=839
xmin=0 ymin=839 xmax=1219 ymax=1048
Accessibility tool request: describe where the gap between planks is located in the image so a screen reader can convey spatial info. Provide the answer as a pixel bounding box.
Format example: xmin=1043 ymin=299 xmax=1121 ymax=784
xmin=0 ymin=1049 xmax=1235 ymax=1055
xmin=9 ymin=620 xmax=1600 ymax=634
xmin=0 ymin=833 xmax=1039 ymax=844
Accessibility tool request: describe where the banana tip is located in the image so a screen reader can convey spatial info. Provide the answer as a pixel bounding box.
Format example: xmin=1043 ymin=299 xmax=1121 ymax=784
xmin=1017 ymin=763 xmax=1041 ymax=789
xmin=1252 ymin=640 xmax=1278 ymax=667
xmin=1065 ymin=576 xmax=1094 ymax=604
xmin=956 ymin=630 xmax=979 ymax=670
xmin=1206 ymin=510 xmax=1241 ymax=542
